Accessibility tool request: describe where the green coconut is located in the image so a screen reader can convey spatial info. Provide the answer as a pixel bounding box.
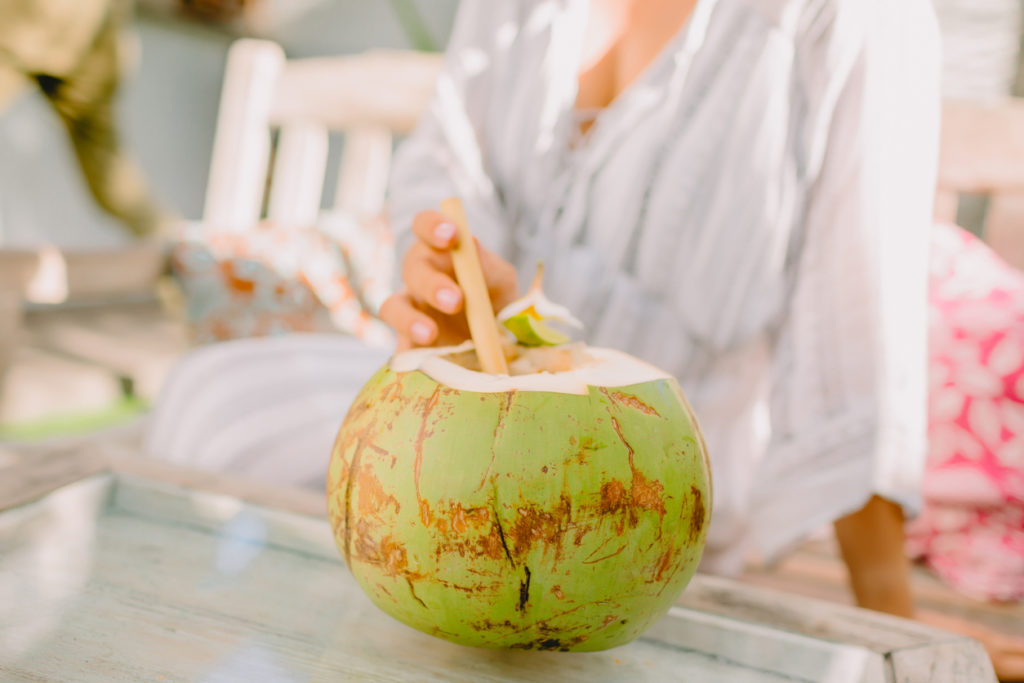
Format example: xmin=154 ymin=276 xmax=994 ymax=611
xmin=327 ymin=341 xmax=712 ymax=651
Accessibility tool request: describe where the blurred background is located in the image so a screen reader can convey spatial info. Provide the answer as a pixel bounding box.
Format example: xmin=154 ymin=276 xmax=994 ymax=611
xmin=0 ymin=0 xmax=460 ymax=433
xmin=0 ymin=0 xmax=457 ymax=250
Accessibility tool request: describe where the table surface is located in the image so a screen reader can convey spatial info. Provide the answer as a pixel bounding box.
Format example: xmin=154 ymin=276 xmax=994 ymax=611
xmin=0 ymin=448 xmax=998 ymax=682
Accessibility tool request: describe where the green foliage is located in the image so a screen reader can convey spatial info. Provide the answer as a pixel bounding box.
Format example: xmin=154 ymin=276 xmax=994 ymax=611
xmin=387 ymin=0 xmax=439 ymax=52
xmin=0 ymin=396 xmax=147 ymax=442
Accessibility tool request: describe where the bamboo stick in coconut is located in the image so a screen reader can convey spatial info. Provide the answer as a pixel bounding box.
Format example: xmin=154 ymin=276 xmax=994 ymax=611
xmin=440 ymin=197 xmax=509 ymax=375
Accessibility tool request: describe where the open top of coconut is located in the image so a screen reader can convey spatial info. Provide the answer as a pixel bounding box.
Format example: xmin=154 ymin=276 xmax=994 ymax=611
xmin=390 ymin=341 xmax=671 ymax=395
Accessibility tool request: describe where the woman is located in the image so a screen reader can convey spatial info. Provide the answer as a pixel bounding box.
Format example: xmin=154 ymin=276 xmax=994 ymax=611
xmin=383 ymin=0 xmax=935 ymax=608
xmin=382 ymin=0 xmax=1024 ymax=673
xmin=374 ymin=0 xmax=1024 ymax=665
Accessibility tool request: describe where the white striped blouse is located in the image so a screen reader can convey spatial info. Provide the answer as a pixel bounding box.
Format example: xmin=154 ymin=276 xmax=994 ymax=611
xmin=388 ymin=0 xmax=941 ymax=572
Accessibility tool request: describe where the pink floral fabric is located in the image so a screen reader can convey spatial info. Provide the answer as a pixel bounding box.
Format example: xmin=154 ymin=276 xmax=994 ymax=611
xmin=907 ymin=223 xmax=1024 ymax=602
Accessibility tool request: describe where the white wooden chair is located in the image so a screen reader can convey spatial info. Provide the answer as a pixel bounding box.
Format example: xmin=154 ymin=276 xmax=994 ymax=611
xmin=202 ymin=39 xmax=442 ymax=232
xmin=172 ymin=38 xmax=442 ymax=347
xmin=138 ymin=41 xmax=443 ymax=472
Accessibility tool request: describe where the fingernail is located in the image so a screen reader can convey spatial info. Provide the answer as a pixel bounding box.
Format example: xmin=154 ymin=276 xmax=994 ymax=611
xmin=411 ymin=322 xmax=432 ymax=344
xmin=434 ymin=222 xmax=456 ymax=242
xmin=436 ymin=288 xmax=461 ymax=312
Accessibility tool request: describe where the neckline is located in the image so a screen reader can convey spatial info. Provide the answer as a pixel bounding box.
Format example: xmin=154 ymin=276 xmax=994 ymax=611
xmin=566 ymin=0 xmax=720 ymax=147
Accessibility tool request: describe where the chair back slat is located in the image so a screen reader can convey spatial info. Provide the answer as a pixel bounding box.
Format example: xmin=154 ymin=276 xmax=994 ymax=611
xmin=203 ymin=40 xmax=285 ymax=231
xmin=334 ymin=126 xmax=393 ymax=221
xmin=270 ymin=51 xmax=442 ymax=134
xmin=202 ymin=42 xmax=442 ymax=233
xmin=267 ymin=122 xmax=329 ymax=228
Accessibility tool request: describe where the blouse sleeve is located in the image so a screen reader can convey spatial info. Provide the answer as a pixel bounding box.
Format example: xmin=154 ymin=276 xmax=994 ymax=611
xmin=386 ymin=0 xmax=512 ymax=268
xmin=756 ymin=0 xmax=941 ymax=542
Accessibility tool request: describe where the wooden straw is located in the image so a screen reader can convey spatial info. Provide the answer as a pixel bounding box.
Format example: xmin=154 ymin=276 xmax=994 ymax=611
xmin=440 ymin=197 xmax=509 ymax=375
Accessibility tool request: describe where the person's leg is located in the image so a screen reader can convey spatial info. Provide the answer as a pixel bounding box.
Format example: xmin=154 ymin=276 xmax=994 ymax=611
xmin=833 ymin=494 xmax=914 ymax=617
xmin=835 ymin=494 xmax=1024 ymax=681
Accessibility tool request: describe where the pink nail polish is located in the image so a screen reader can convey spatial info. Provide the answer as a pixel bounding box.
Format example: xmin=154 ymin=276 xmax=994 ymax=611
xmin=411 ymin=322 xmax=432 ymax=344
xmin=434 ymin=222 xmax=456 ymax=241
xmin=436 ymin=288 xmax=460 ymax=312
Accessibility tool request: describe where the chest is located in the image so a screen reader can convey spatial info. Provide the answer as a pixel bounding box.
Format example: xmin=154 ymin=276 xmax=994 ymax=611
xmin=575 ymin=0 xmax=699 ymax=112
xmin=489 ymin=0 xmax=808 ymax=245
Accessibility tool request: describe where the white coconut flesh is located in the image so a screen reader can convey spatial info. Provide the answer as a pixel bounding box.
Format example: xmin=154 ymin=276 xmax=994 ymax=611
xmin=390 ymin=341 xmax=671 ymax=395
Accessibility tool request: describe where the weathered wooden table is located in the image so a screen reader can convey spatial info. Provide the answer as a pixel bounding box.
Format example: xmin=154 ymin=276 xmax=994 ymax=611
xmin=0 ymin=447 xmax=997 ymax=682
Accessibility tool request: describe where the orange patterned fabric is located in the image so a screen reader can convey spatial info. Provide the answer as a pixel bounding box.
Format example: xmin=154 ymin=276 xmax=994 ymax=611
xmin=170 ymin=218 xmax=393 ymax=347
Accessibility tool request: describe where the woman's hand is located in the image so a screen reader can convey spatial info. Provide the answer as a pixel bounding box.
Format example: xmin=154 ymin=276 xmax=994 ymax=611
xmin=380 ymin=210 xmax=519 ymax=350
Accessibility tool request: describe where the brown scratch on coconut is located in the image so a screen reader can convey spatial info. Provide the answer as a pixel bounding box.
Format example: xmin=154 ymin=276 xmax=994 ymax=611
xmin=508 ymin=496 xmax=572 ymax=559
xmin=492 ymin=510 xmax=516 ymax=566
xmin=599 ymin=479 xmax=628 ymax=514
xmin=608 ymin=416 xmax=637 ymax=469
xmin=510 ymin=635 xmax=589 ymax=652
xmin=428 ymin=503 xmax=518 ymax=567
xmin=572 ymin=524 xmax=595 ymax=546
xmin=365 ymin=442 xmax=395 ymax=466
xmin=431 ymin=501 xmax=492 ymax=552
xmin=582 ymin=542 xmax=628 ymax=564
xmin=600 ymin=388 xmax=661 ymax=417
xmin=476 ymin=525 xmax=510 ymax=562
xmin=652 ymin=546 xmax=675 ymax=582
xmin=418 ymin=500 xmax=433 ymax=528
xmin=574 ymin=436 xmax=602 ymax=464
xmin=353 ymin=519 xmax=420 ymax=580
xmin=473 ymin=601 xmax=594 ymax=645
xmin=332 ymin=418 xmax=362 ymax=459
xmin=445 ymin=501 xmax=490 ymax=534
xmin=414 ymin=386 xmax=442 ymax=525
xmin=356 ymin=466 xmax=400 ymax=517
xmin=343 ymin=396 xmax=373 ymax=424
xmin=433 ymin=577 xmax=504 ymax=595
xmin=341 ymin=439 xmax=367 ymax=565
xmin=406 ymin=578 xmax=427 ymax=608
xmin=328 ymin=454 xmax=350 ymax=498
xmin=689 ymin=485 xmax=706 ymax=540
xmin=477 ymin=391 xmax=517 ymax=490
xmin=381 ymin=372 xmax=405 ymax=403
xmin=608 ymin=416 xmax=666 ymax=517
xmin=631 ymin=471 xmax=666 ymax=516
